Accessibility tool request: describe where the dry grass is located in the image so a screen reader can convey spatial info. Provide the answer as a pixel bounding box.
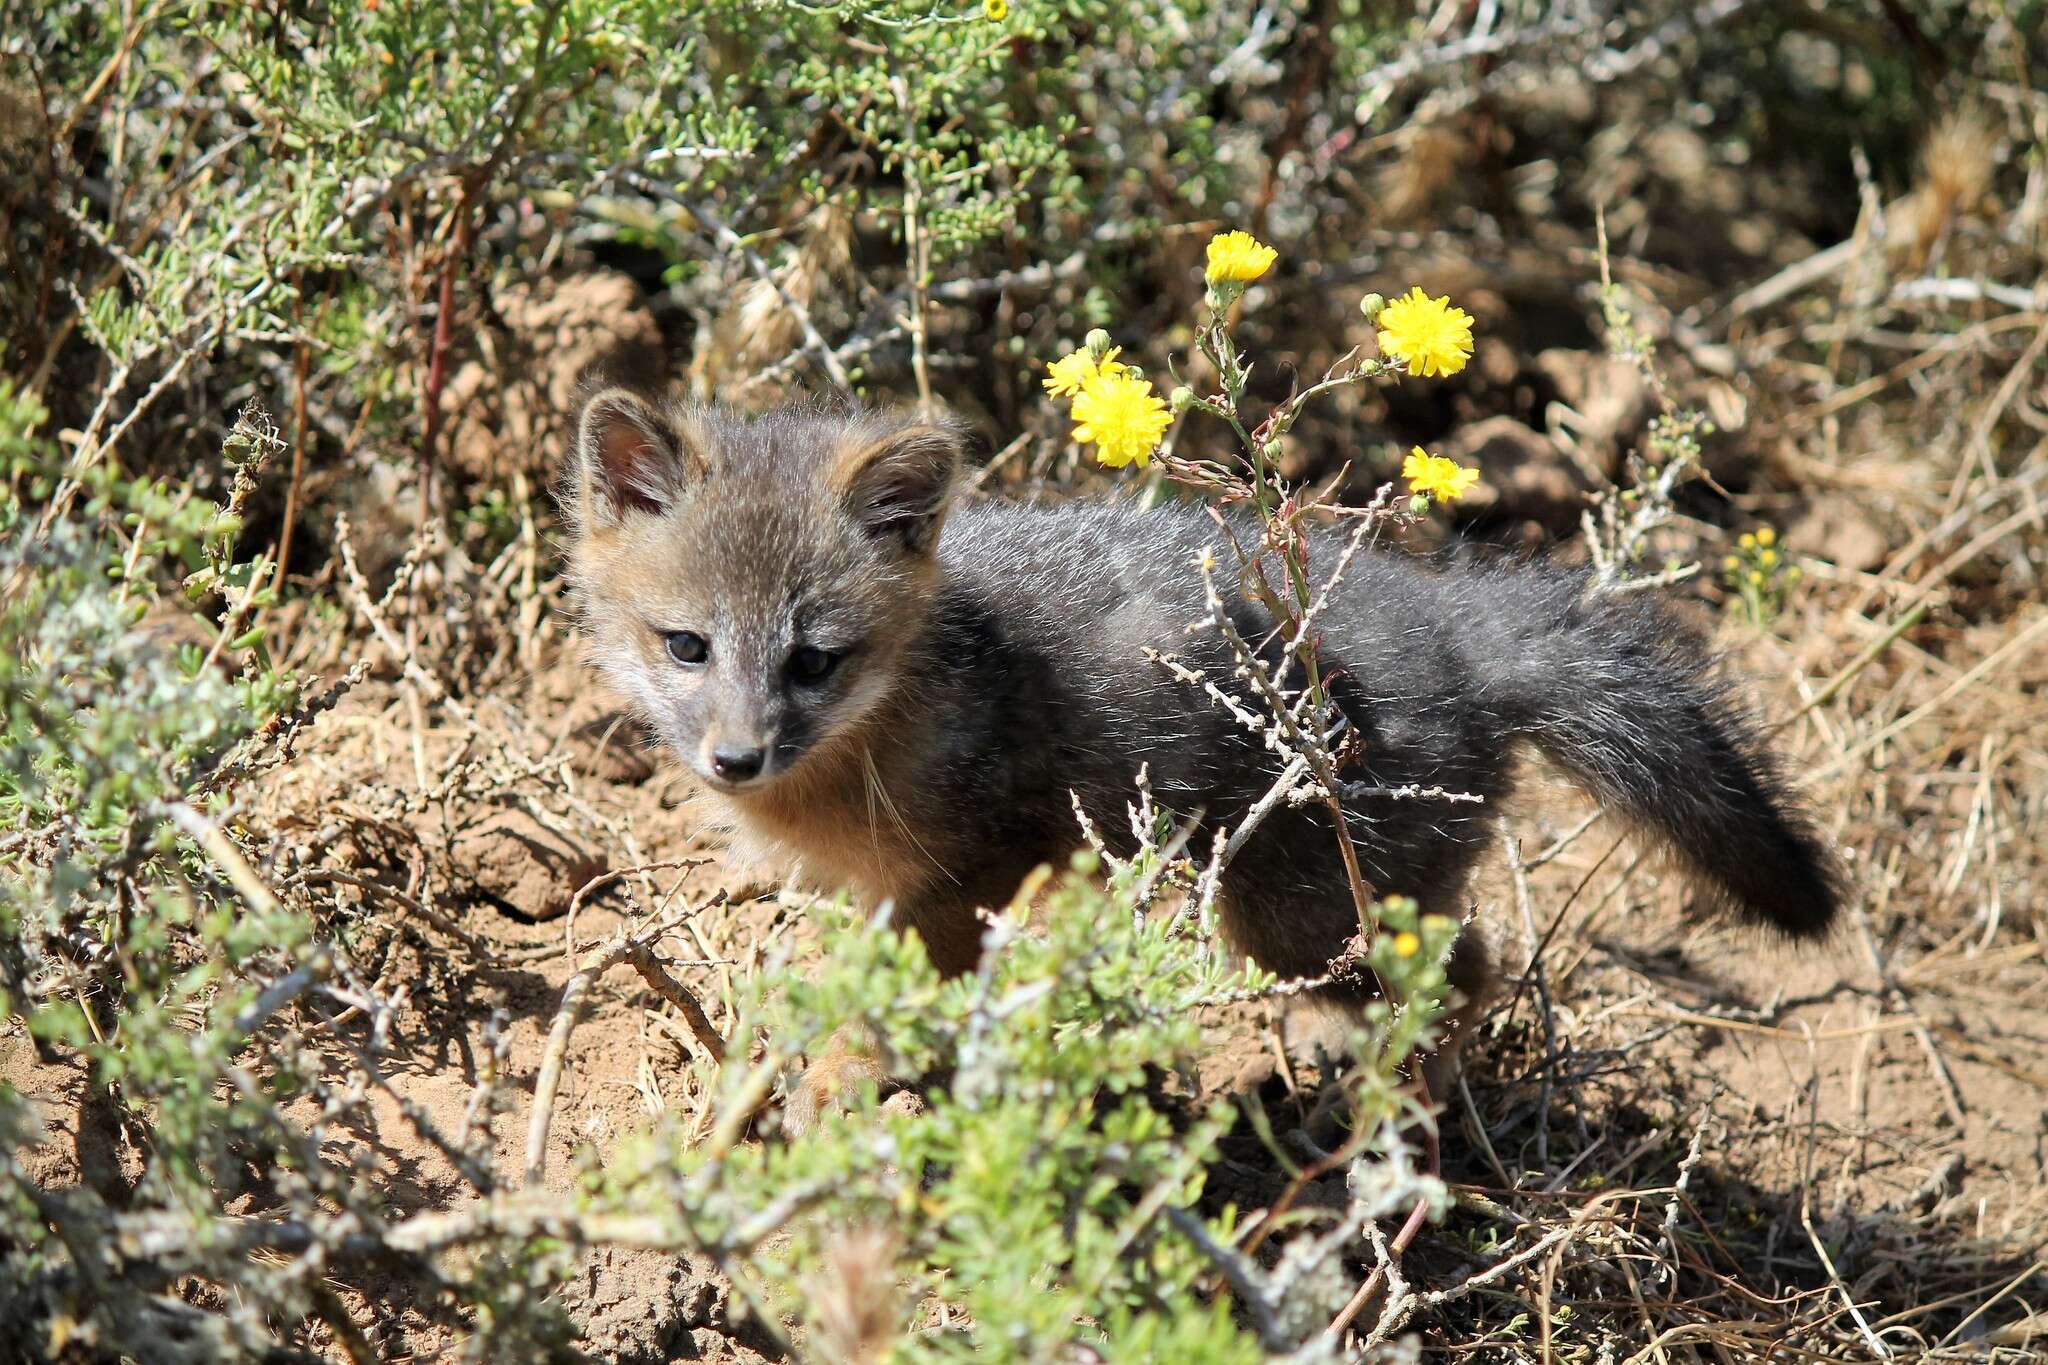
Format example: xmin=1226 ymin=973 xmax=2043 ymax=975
xmin=9 ymin=22 xmax=2046 ymax=1363
xmin=155 ymin=178 xmax=2046 ymax=1356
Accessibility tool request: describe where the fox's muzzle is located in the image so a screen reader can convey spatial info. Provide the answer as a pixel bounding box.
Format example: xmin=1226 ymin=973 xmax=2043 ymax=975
xmin=697 ymin=729 xmax=779 ymax=789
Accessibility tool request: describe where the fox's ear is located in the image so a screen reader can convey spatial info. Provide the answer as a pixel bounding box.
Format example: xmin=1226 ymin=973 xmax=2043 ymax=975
xmin=573 ymin=389 xmax=698 ymax=526
xmin=829 ymin=421 xmax=964 ymax=554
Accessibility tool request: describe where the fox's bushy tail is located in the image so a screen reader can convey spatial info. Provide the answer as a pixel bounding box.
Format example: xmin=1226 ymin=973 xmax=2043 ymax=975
xmin=1460 ymin=568 xmax=1842 ymax=938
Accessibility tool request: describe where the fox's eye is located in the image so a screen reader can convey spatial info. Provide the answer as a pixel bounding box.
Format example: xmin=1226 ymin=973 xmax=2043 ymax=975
xmin=789 ymin=645 xmax=841 ymax=684
xmin=664 ymin=631 xmax=709 ymax=665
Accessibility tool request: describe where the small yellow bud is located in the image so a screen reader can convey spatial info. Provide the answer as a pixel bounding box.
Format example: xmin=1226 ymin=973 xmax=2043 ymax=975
xmin=1392 ymin=932 xmax=1421 ymax=958
xmin=1722 ymin=555 xmax=1741 ymax=572
xmin=1758 ymin=548 xmax=1778 ymax=569
xmin=1738 ymin=533 xmax=1756 ymax=550
xmin=1756 ymin=526 xmax=1776 ymax=547
xmin=1747 ymin=569 xmax=1765 ymax=586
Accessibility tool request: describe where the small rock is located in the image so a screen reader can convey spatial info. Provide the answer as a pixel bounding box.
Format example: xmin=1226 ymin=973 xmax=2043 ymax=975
xmin=1788 ymin=496 xmax=1889 ymax=573
xmin=445 ymin=809 xmax=606 ymax=923
xmin=1536 ymin=348 xmax=1654 ymax=480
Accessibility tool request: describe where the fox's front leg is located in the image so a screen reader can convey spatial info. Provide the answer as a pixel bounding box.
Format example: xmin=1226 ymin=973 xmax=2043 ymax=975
xmin=783 ymin=1023 xmax=896 ymax=1135
xmin=782 ymin=888 xmax=990 ymax=1135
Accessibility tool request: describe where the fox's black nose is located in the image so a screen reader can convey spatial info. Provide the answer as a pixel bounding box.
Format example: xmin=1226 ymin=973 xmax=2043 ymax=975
xmin=710 ymin=746 xmax=766 ymax=782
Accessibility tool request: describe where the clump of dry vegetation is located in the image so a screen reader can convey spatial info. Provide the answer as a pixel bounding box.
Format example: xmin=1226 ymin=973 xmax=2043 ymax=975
xmin=2 ymin=1 xmax=2044 ymax=1360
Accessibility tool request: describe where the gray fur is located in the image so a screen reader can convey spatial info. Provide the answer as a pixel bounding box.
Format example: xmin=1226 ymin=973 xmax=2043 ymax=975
xmin=564 ymin=400 xmax=1843 ymax=1003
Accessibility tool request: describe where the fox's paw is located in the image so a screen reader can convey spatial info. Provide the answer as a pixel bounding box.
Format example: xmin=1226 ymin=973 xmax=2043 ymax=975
xmin=783 ymin=1034 xmax=923 ymax=1136
xmin=783 ymin=1047 xmax=885 ymax=1136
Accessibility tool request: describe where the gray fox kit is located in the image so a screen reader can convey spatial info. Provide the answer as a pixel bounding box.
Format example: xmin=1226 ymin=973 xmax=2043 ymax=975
xmin=563 ymin=392 xmax=1841 ymax=1119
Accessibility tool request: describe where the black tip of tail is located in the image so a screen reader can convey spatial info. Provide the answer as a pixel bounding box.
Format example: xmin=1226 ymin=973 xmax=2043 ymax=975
xmin=1463 ymin=565 xmax=1849 ymax=942
xmin=1703 ymin=812 xmax=1844 ymax=940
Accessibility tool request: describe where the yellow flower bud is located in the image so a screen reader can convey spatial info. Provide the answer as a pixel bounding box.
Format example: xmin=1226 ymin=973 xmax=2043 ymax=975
xmin=1756 ymin=526 xmax=1776 ymax=547
xmin=1392 ymin=931 xmax=1421 ymax=958
xmin=1759 ymin=549 xmax=1778 ymax=569
xmin=1738 ymin=533 xmax=1756 ymax=550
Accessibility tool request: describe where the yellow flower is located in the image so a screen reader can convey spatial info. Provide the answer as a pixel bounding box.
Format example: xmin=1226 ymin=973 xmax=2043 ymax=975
xmin=1747 ymin=570 xmax=1765 ymax=586
xmin=1401 ymin=447 xmax=1480 ymax=502
xmin=1722 ymin=555 xmax=1741 ymax=572
xmin=1043 ymin=344 xmax=1120 ymax=398
xmin=1758 ymin=548 xmax=1778 ymax=569
xmin=1738 ymin=532 xmax=1756 ymax=550
xmin=1376 ymin=286 xmax=1474 ymax=378
xmin=1392 ymin=931 xmax=1421 ymax=958
xmin=1204 ymin=230 xmax=1277 ymax=286
xmin=983 ymin=0 xmax=1008 ymax=18
xmin=1756 ymin=526 xmax=1776 ymax=547
xmin=1071 ymin=371 xmax=1172 ymax=469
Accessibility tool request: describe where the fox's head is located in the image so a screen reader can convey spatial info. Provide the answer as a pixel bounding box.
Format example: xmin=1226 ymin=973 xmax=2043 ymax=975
xmin=561 ymin=392 xmax=964 ymax=795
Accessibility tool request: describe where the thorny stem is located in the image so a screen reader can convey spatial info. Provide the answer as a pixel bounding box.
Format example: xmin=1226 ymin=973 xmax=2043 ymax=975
xmin=1196 ymin=308 xmax=1380 ymax=936
xmin=1323 ymin=1086 xmax=1438 ymax=1342
xmin=1323 ymin=791 xmax=1378 ymax=939
xmin=525 ymin=898 xmax=727 ymax=1186
xmin=1178 ymin=296 xmax=1456 ymax=1335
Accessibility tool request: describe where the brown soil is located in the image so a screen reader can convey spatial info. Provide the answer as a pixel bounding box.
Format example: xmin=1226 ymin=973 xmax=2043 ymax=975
xmin=15 ymin=190 xmax=2047 ymax=1350
xmin=439 ymin=270 xmax=669 ymax=489
xmin=17 ymin=574 xmax=2037 ymax=1358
